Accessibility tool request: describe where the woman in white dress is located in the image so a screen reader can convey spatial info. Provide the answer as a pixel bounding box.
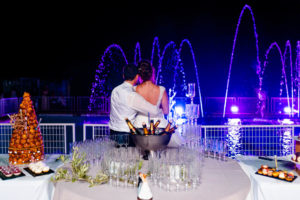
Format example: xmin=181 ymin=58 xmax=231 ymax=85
xmin=133 ymin=60 xmax=169 ymax=128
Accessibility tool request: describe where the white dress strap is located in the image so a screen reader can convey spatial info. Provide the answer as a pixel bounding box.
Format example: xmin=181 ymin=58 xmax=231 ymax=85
xmin=157 ymin=86 xmax=165 ymax=106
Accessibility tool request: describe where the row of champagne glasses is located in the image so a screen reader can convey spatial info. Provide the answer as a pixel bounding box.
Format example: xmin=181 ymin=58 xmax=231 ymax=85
xmin=72 ymin=138 xmax=115 ymax=168
xmin=100 ymin=147 xmax=142 ymax=188
xmin=180 ymin=125 xmax=228 ymax=161
xmin=148 ymin=147 xmax=202 ymax=192
xmin=72 ymin=139 xmax=142 ymax=188
xmin=71 ymin=134 xmax=130 ymax=167
xmin=199 ymin=138 xmax=228 ymax=161
xmin=69 ymin=132 xmax=227 ymax=191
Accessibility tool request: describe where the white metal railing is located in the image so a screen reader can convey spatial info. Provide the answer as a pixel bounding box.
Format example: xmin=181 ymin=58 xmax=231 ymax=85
xmin=82 ymin=123 xmax=297 ymax=157
xmin=1 ymin=96 xmax=300 ymax=116
xmin=83 ymin=124 xmax=110 ymax=141
xmin=0 ymin=123 xmax=75 ymax=154
xmin=201 ymin=125 xmax=297 ymax=156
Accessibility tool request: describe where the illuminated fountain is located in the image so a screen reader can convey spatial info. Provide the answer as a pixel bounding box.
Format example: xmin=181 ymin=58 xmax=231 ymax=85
xmin=223 ymin=4 xmax=299 ymax=119
xmin=261 ymin=42 xmax=290 ymax=116
xmin=134 ymin=42 xmax=141 ymax=65
xmin=89 ymin=4 xmax=298 ymax=121
xmin=259 ymin=41 xmax=300 ymax=117
xmin=89 ymin=37 xmax=204 ymax=119
xmin=223 ymin=4 xmax=261 ymax=118
xmin=89 ymin=44 xmax=128 ymax=111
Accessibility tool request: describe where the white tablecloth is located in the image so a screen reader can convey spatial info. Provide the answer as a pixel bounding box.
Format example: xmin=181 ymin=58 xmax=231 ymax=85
xmin=7 ymin=153 xmax=299 ymax=200
xmin=0 ymin=155 xmax=62 ymax=200
xmin=237 ymin=156 xmax=300 ymax=200
xmin=53 ymin=157 xmax=250 ymax=200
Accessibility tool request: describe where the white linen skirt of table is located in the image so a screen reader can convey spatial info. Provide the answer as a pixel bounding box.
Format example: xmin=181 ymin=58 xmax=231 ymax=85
xmin=0 ymin=155 xmax=62 ymax=200
xmin=238 ymin=156 xmax=300 ymax=200
xmin=53 ymin=158 xmax=250 ymax=200
xmin=0 ymin=175 xmax=54 ymax=200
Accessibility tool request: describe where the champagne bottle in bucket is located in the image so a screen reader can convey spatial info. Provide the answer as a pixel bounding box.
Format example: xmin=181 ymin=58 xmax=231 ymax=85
xmin=142 ymin=122 xmax=149 ymax=135
xmin=153 ymin=120 xmax=160 ymax=129
xmin=169 ymin=125 xmax=178 ymax=134
xmin=164 ymin=120 xmax=172 ymax=132
xmin=125 ymin=118 xmax=138 ymax=135
xmin=150 ymin=120 xmax=155 ymax=135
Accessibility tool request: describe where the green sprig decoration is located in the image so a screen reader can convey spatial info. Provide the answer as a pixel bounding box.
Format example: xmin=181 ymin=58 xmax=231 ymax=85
xmin=57 ymin=155 xmax=69 ymax=164
xmin=71 ymin=147 xmax=90 ymax=181
xmin=51 ymin=147 xmax=108 ymax=187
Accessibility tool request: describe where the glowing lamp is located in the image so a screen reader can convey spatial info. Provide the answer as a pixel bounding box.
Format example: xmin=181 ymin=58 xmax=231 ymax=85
xmin=230 ymin=105 xmax=239 ymax=113
xmin=283 ymin=107 xmax=292 ymax=114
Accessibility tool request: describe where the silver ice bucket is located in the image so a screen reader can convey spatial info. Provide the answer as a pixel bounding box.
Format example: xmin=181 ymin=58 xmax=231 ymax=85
xmin=131 ymin=128 xmax=172 ymax=151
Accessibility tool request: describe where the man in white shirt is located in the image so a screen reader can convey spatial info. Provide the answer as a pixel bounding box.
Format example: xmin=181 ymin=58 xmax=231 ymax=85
xmin=109 ymin=64 xmax=159 ymax=146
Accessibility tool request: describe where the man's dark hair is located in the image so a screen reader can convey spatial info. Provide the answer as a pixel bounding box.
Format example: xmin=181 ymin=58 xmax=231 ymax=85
xmin=123 ymin=64 xmax=138 ymax=81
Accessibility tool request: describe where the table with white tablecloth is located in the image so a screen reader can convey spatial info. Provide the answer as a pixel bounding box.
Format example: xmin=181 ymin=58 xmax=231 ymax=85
xmin=53 ymin=157 xmax=251 ymax=200
xmin=237 ymin=156 xmax=300 ymax=200
xmin=4 ymin=153 xmax=299 ymax=200
xmin=0 ymin=155 xmax=62 ymax=200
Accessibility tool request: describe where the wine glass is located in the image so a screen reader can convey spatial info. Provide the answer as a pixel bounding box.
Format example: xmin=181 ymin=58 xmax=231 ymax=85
xmin=186 ymin=83 xmax=196 ymax=104
xmin=124 ymin=134 xmax=129 ymax=149
xmin=222 ymin=141 xmax=228 ymax=161
xmin=192 ymin=104 xmax=199 ymax=124
xmin=212 ymin=139 xmax=218 ymax=159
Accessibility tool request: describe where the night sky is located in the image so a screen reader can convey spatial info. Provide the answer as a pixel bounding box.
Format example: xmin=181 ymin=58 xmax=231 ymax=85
xmin=2 ymin=1 xmax=299 ymax=97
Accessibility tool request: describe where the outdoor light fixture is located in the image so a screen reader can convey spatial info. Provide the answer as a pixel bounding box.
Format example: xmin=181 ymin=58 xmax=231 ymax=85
xmin=283 ymin=106 xmax=292 ymax=114
xmin=230 ymin=105 xmax=239 ymax=113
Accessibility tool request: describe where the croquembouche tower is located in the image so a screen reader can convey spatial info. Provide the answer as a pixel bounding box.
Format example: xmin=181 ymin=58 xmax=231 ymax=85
xmin=8 ymin=92 xmax=44 ymax=165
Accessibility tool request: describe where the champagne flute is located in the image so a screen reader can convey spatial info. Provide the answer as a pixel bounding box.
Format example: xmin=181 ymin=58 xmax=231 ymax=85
xmin=125 ymin=134 xmax=129 ymax=149
xmin=192 ymin=104 xmax=199 ymax=124
xmin=186 ymin=83 xmax=196 ymax=104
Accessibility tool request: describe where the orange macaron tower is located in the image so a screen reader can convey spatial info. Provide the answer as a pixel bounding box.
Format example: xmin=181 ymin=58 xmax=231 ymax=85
xmin=8 ymin=92 xmax=44 ymax=165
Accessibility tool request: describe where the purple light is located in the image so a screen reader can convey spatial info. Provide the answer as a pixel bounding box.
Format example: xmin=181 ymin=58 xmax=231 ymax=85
xmin=231 ymin=106 xmax=239 ymax=113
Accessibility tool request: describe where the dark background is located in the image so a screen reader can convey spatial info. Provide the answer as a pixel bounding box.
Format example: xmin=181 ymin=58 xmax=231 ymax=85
xmin=1 ymin=0 xmax=299 ymax=97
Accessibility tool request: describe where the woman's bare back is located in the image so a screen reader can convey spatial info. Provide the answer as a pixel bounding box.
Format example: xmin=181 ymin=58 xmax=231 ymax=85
xmin=136 ymin=82 xmax=161 ymax=106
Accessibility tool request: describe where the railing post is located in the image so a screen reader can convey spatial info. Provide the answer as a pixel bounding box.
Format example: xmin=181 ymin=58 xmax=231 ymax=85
xmin=92 ymin=126 xmax=95 ymax=140
xmin=64 ymin=125 xmax=67 ymax=154
xmin=83 ymin=124 xmax=87 ymax=141
xmin=72 ymin=124 xmax=75 ymax=143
